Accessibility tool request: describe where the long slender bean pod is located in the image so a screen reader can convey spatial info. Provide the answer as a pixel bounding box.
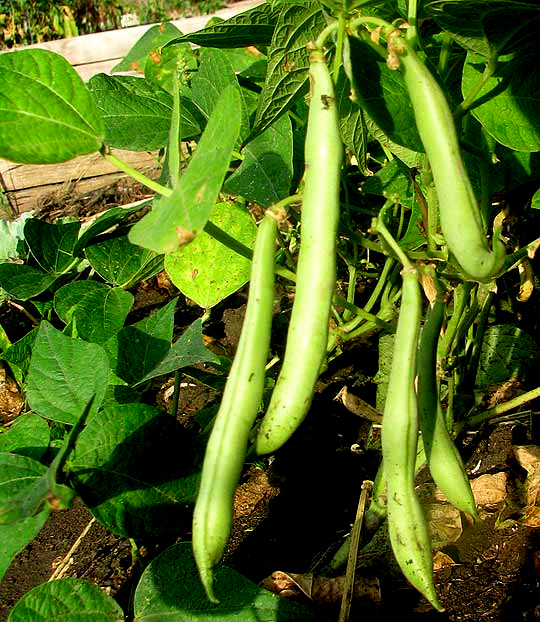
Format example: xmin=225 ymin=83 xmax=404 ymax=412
xmin=390 ymin=33 xmax=505 ymax=282
xmin=192 ymin=213 xmax=277 ymax=602
xmin=255 ymin=49 xmax=342 ymax=455
xmin=417 ymin=269 xmax=478 ymax=518
xmin=382 ymin=264 xmax=443 ymax=611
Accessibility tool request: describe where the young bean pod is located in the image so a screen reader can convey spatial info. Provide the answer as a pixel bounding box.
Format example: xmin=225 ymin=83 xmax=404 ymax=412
xmin=192 ymin=213 xmax=277 ymax=602
xmin=391 ymin=33 xmax=505 ymax=282
xmin=417 ymin=271 xmax=479 ymax=519
xmin=255 ymin=48 xmax=342 ymax=455
xmin=383 ymin=264 xmax=443 ymax=612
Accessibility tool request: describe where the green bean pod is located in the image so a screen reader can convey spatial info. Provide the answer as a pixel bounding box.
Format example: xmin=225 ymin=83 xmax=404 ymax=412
xmin=383 ymin=265 xmax=443 ymax=611
xmin=393 ymin=34 xmax=505 ymax=282
xmin=255 ymin=49 xmax=342 ymax=456
xmin=192 ymin=213 xmax=277 ymax=602
xmin=417 ymin=276 xmax=479 ymax=519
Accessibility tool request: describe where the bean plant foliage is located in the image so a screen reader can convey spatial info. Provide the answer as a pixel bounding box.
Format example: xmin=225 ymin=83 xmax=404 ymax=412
xmin=1 ymin=0 xmax=540 ymax=618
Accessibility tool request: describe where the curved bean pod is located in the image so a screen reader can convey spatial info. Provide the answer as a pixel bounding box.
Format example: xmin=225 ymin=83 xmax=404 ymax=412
xmin=392 ymin=33 xmax=505 ymax=282
xmin=192 ymin=213 xmax=277 ymax=602
xmin=383 ymin=265 xmax=443 ymax=611
xmin=255 ymin=49 xmax=342 ymax=455
xmin=417 ymin=273 xmax=479 ymax=519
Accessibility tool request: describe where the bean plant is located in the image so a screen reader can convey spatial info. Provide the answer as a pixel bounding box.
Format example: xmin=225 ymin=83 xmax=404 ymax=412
xmin=1 ymin=0 xmax=540 ymax=619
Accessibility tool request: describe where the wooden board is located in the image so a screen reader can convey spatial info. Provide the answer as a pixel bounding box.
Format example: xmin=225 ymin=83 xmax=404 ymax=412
xmin=0 ymin=0 xmax=261 ymax=215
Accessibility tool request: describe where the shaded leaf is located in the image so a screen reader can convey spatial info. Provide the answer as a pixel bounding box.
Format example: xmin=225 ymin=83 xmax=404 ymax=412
xmin=0 ymin=413 xmax=50 ymax=461
xmin=133 ymin=542 xmax=315 ymax=621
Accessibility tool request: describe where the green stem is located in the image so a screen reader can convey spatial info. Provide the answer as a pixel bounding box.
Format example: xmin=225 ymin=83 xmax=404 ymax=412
xmin=171 ymin=371 xmax=181 ymax=417
xmin=456 ymin=54 xmax=497 ymax=116
xmin=373 ymin=202 xmax=414 ymax=270
xmin=406 ymin=0 xmax=419 ymax=49
xmin=101 ymin=148 xmax=172 ymax=197
xmin=169 ymin=69 xmax=181 ymax=188
xmin=467 ymin=386 xmax=540 ymax=428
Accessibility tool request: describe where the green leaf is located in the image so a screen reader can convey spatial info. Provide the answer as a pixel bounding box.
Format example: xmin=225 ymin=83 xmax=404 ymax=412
xmin=85 ymin=234 xmax=163 ymax=287
xmin=0 ymin=49 xmax=104 ymax=164
xmin=462 ymin=50 xmax=540 ymax=152
xmin=474 ymin=324 xmax=540 ymax=395
xmin=54 ymin=281 xmax=134 ymax=344
xmin=191 ymin=48 xmax=250 ymax=144
xmin=165 ymin=3 xmax=277 ymax=48
xmin=26 ymin=322 xmax=108 ymax=424
xmin=69 ymin=404 xmax=202 ymax=538
xmin=133 ymin=542 xmax=315 ymax=621
xmin=112 ymin=22 xmax=183 ymax=73
xmin=136 ymin=318 xmax=220 ymax=385
xmin=1 ymin=327 xmax=37 ymax=384
xmin=428 ymin=0 xmax=540 ymax=57
xmin=24 ymin=218 xmax=80 ymax=275
xmin=346 ymin=36 xmax=424 ymax=153
xmin=0 ymin=264 xmax=55 ymax=301
xmin=165 ymin=201 xmax=256 ymax=308
xmin=336 ymin=68 xmax=368 ymax=173
xmin=362 ymin=158 xmax=414 ymax=207
xmin=88 ymin=74 xmax=200 ymax=150
xmin=104 ymin=298 xmax=177 ymax=386
xmin=129 ymin=86 xmax=242 ymax=254
xmin=8 ymin=577 xmax=124 ymax=622
xmin=0 ymin=453 xmax=48 ymax=524
xmin=224 ymin=114 xmax=293 ymax=207
xmin=0 ymin=508 xmax=50 ymax=583
xmin=532 ymin=186 xmax=540 ymax=209
xmin=74 ymin=202 xmax=152 ymax=256
xmin=250 ymin=2 xmax=326 ymax=140
xmin=0 ymin=413 xmax=50 ymax=461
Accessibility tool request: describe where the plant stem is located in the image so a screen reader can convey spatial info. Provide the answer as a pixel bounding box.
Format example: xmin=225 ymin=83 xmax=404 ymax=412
xmin=467 ymin=386 xmax=540 ymax=428
xmin=456 ymin=54 xmax=497 ymax=116
xmin=406 ymin=0 xmax=419 ymax=49
xmin=101 ymin=148 xmax=172 ymax=197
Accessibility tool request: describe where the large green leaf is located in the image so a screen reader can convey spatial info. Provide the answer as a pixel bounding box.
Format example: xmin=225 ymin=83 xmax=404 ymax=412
xmin=69 ymin=403 xmax=202 ymax=538
xmin=165 ymin=3 xmax=278 ymax=48
xmin=250 ymin=2 xmax=326 ymax=140
xmin=24 ymin=219 xmax=80 ymax=275
xmin=428 ymin=0 xmax=540 ymax=57
xmin=462 ymin=50 xmax=540 ymax=152
xmin=0 ymin=508 xmax=50 ymax=583
xmin=0 ymin=264 xmax=55 ymax=301
xmin=191 ymin=47 xmax=250 ymax=144
xmin=26 ymin=322 xmax=108 ymax=424
xmin=8 ymin=578 xmax=123 ymax=622
xmin=0 ymin=49 xmax=104 ymax=164
xmin=129 ymin=86 xmax=242 ymax=255
xmin=224 ymin=113 xmax=293 ymax=207
xmin=88 ymin=74 xmax=199 ymax=150
xmin=165 ymin=202 xmax=256 ymax=308
xmin=0 ymin=453 xmax=48 ymax=524
xmin=0 ymin=413 xmax=50 ymax=461
xmin=54 ymin=281 xmax=134 ymax=344
xmin=133 ymin=542 xmax=315 ymax=621
xmin=136 ymin=318 xmax=220 ymax=385
xmin=85 ymin=234 xmax=163 ymax=288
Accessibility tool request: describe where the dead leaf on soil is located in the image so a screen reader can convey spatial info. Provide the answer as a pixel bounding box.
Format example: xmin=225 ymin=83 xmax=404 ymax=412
xmin=0 ymin=364 xmax=25 ymax=424
xmin=513 ymin=445 xmax=540 ymax=527
xmin=470 ymin=472 xmax=508 ymax=511
xmin=260 ymin=570 xmax=381 ymax=606
xmin=433 ymin=551 xmax=458 ymax=571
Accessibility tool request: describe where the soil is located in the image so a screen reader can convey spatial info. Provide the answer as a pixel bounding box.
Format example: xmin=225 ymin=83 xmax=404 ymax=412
xmin=2 ymin=179 xmax=540 ymax=621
